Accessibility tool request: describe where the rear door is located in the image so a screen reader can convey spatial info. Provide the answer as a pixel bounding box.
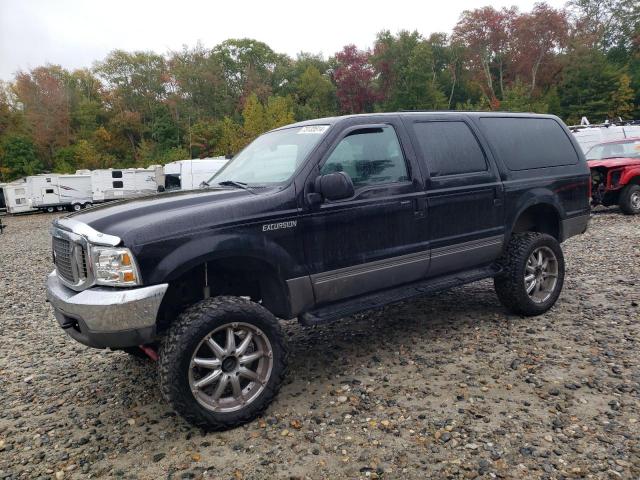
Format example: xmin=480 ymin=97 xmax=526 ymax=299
xmin=404 ymin=115 xmax=505 ymax=277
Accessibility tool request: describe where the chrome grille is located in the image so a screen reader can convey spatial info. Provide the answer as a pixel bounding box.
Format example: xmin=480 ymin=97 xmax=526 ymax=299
xmin=53 ymin=237 xmax=75 ymax=282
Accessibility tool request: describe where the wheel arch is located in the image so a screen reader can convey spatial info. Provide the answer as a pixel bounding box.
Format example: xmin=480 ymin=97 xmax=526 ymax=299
xmin=151 ymin=234 xmax=298 ymax=330
xmin=508 ymin=195 xmax=564 ymax=243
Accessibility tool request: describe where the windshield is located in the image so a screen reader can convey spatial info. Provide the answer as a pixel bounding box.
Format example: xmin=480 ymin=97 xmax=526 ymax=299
xmin=586 ymin=139 xmax=640 ymax=160
xmin=208 ymin=125 xmax=330 ymax=186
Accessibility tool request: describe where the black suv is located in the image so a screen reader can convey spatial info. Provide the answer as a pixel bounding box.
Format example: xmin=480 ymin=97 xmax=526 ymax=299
xmin=46 ymin=112 xmax=590 ymax=430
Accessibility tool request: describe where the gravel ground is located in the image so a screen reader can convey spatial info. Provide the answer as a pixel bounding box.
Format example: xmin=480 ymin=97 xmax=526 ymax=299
xmin=0 ymin=210 xmax=638 ymax=480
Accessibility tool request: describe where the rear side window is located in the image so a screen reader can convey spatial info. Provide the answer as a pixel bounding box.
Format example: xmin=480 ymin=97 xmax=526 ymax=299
xmin=480 ymin=117 xmax=579 ymax=170
xmin=412 ymin=121 xmax=487 ymax=176
xmin=321 ymin=126 xmax=408 ymax=187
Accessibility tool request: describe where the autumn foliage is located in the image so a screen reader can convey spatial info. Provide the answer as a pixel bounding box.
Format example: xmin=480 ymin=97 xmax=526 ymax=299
xmin=0 ymin=1 xmax=638 ymax=181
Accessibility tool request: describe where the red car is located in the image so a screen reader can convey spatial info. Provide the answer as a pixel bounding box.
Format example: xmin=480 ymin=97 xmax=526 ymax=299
xmin=586 ymin=138 xmax=640 ymax=215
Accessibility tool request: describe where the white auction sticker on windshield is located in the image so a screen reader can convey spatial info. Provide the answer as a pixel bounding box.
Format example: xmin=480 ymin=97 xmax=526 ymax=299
xmin=298 ymin=125 xmax=329 ymax=134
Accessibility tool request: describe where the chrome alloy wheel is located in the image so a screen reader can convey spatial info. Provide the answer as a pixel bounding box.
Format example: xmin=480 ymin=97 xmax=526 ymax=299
xmin=631 ymin=191 xmax=640 ymax=211
xmin=188 ymin=322 xmax=273 ymax=413
xmin=524 ymin=246 xmax=559 ymax=304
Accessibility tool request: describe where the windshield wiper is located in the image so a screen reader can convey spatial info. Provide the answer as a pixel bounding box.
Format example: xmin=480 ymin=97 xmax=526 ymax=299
xmin=217 ymin=180 xmax=255 ymax=193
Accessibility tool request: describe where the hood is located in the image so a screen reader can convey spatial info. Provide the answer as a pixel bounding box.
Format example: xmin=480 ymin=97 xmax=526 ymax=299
xmin=588 ymin=157 xmax=640 ymax=168
xmin=62 ymin=186 xmax=284 ymax=246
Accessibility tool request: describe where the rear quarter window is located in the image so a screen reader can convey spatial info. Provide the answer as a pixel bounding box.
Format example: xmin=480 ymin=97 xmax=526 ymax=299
xmin=480 ymin=117 xmax=579 ymax=170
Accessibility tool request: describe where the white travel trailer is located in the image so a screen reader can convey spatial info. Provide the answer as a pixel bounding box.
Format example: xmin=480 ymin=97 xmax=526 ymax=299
xmin=1 ymin=179 xmax=37 ymax=214
xmin=28 ymin=173 xmax=93 ymax=212
xmin=163 ymin=157 xmax=228 ymax=191
xmin=569 ymin=118 xmax=640 ymax=153
xmin=90 ymin=166 xmax=163 ymax=202
xmin=0 ymin=184 xmax=6 ymax=212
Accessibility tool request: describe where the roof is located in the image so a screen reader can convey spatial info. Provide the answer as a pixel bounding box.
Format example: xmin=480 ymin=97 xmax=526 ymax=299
xmin=591 ymin=136 xmax=640 ymax=146
xmin=278 ymin=111 xmax=558 ymax=130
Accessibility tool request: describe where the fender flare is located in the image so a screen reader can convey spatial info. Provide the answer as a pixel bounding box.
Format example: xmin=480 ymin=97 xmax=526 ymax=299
xmin=506 ymin=189 xmax=565 ymax=242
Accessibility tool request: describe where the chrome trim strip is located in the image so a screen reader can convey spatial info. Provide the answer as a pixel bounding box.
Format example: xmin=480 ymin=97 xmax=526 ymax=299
xmin=54 ymin=217 xmax=121 ymax=247
xmin=312 ymin=250 xmax=431 ymax=285
xmin=431 ymin=235 xmax=504 ymax=258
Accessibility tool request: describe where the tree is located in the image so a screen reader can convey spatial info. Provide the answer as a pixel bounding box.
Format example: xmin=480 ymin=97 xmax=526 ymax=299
xmin=610 ymin=73 xmax=635 ymax=118
xmin=264 ymin=96 xmax=295 ymax=129
xmin=13 ymin=66 xmax=72 ymax=167
xmin=558 ymin=48 xmax=619 ymax=123
xmin=242 ymin=92 xmax=267 ymax=139
xmin=372 ymin=31 xmax=447 ymax=110
xmin=0 ymin=135 xmax=42 ymax=179
xmin=453 ymin=7 xmax=518 ymax=103
xmin=513 ymin=4 xmax=569 ymax=94
xmin=294 ymin=66 xmax=336 ymax=119
xmin=333 ymin=45 xmax=378 ymax=114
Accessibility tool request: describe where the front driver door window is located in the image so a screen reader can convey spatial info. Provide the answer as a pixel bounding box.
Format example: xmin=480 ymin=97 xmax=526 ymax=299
xmin=320 ymin=126 xmax=409 ymax=190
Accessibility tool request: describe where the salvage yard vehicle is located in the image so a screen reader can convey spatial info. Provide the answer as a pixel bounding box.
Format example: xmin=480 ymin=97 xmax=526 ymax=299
xmin=569 ymin=117 xmax=640 ymax=153
xmin=586 ymin=138 xmax=640 ymax=215
xmin=163 ymin=157 xmax=228 ymax=191
xmin=89 ymin=166 xmax=163 ymax=202
xmin=28 ymin=173 xmax=93 ymax=212
xmin=2 ymin=180 xmax=37 ymax=214
xmin=46 ymin=112 xmax=590 ymax=430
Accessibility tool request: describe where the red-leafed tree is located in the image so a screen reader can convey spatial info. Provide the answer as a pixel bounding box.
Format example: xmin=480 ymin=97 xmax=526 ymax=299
xmin=513 ymin=4 xmax=569 ymax=94
xmin=453 ymin=6 xmax=518 ymax=104
xmin=333 ymin=45 xmax=378 ymax=114
xmin=13 ymin=66 xmax=71 ymax=168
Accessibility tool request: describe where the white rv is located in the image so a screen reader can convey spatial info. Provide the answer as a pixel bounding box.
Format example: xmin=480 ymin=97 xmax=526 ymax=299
xmin=28 ymin=173 xmax=93 ymax=212
xmin=163 ymin=157 xmax=228 ymax=191
xmin=569 ymin=118 xmax=640 ymax=153
xmin=2 ymin=180 xmax=37 ymax=214
xmin=90 ymin=166 xmax=163 ymax=202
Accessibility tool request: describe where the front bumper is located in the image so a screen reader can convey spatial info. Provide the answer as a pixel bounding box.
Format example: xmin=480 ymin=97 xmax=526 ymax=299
xmin=46 ymin=271 xmax=168 ymax=349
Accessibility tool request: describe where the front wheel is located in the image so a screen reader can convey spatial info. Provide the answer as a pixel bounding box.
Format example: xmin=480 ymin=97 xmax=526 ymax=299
xmin=619 ymin=184 xmax=640 ymax=215
xmin=158 ymin=296 xmax=288 ymax=430
xmin=494 ymin=232 xmax=565 ymax=316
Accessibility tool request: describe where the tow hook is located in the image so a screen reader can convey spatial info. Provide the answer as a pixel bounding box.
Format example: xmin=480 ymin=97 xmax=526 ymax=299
xmin=139 ymin=345 xmax=159 ymax=361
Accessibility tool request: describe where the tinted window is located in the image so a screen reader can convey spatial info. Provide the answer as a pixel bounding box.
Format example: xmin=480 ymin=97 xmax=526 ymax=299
xmin=113 ymin=181 xmax=124 ymax=188
xmin=45 ymin=189 xmax=54 ymax=194
xmin=480 ymin=117 xmax=579 ymax=170
xmin=112 ymin=171 xmax=123 ymax=178
xmin=321 ymin=126 xmax=408 ymax=187
xmin=412 ymin=121 xmax=487 ymax=176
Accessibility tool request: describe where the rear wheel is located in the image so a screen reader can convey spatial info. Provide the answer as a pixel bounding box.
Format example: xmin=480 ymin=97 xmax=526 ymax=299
xmin=83 ymin=202 xmax=93 ymax=209
xmin=619 ymin=184 xmax=640 ymax=215
xmin=158 ymin=296 xmax=287 ymax=430
xmin=71 ymin=203 xmax=82 ymax=212
xmin=494 ymin=232 xmax=565 ymax=316
xmin=45 ymin=206 xmax=55 ymax=213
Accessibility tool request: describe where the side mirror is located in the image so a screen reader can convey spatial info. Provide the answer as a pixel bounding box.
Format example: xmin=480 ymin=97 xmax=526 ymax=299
xmin=314 ymin=171 xmax=355 ymax=202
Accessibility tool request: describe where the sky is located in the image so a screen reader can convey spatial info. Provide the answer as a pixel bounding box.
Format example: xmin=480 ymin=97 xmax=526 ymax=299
xmin=0 ymin=0 xmax=568 ymax=81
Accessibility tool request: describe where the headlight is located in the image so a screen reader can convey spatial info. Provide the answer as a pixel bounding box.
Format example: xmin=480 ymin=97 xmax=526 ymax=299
xmin=90 ymin=246 xmax=141 ymax=287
